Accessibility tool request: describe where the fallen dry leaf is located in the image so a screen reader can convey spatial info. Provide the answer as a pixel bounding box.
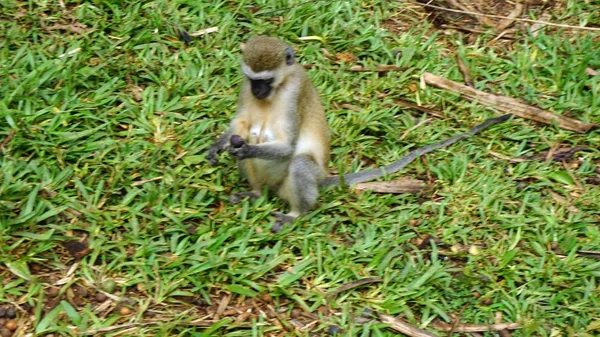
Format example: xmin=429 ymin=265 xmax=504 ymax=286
xmin=335 ymin=52 xmax=357 ymax=63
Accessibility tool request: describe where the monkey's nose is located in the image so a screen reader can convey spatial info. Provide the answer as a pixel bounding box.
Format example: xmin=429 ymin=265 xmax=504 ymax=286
xmin=252 ymin=88 xmax=270 ymax=99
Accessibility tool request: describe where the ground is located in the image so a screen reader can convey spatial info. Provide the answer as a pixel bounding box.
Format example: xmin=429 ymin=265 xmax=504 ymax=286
xmin=0 ymin=0 xmax=599 ymax=336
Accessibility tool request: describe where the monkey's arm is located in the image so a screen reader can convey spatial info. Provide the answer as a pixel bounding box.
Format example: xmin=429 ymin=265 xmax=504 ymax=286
xmin=229 ymin=140 xmax=294 ymax=160
xmin=320 ymin=114 xmax=511 ymax=187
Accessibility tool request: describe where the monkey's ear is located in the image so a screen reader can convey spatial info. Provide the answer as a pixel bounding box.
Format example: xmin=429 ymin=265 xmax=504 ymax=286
xmin=285 ymin=47 xmax=294 ymax=65
xmin=240 ymin=42 xmax=246 ymax=52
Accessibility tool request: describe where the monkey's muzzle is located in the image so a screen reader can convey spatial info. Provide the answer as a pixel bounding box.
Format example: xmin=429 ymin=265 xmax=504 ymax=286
xmin=250 ymin=78 xmax=273 ymax=99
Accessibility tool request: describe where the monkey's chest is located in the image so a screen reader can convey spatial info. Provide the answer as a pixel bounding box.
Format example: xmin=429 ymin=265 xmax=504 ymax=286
xmin=245 ymin=122 xmax=289 ymax=187
xmin=248 ymin=123 xmax=276 ymax=145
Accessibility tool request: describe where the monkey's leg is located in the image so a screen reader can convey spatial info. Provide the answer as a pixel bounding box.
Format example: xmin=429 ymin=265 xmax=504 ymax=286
xmin=231 ymin=160 xmax=263 ymax=204
xmin=272 ymin=154 xmax=322 ymax=233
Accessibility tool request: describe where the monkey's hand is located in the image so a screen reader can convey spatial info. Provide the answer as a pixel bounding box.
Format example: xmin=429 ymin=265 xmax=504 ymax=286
xmin=207 ymin=132 xmax=237 ymax=166
xmin=227 ymin=134 xmax=253 ymax=159
xmin=228 ymin=142 xmax=253 ymax=160
xmin=207 ymin=145 xmax=224 ymax=166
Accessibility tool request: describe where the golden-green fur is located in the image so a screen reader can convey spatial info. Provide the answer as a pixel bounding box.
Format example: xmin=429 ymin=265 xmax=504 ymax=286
xmin=242 ymin=36 xmax=288 ymax=72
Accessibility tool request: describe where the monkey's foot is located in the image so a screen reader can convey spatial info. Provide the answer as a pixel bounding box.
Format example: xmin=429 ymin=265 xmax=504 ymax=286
xmin=271 ymin=213 xmax=295 ymax=233
xmin=230 ymin=191 xmax=260 ymax=204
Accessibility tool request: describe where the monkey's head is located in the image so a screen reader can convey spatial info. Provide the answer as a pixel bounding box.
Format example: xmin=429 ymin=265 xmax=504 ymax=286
xmin=240 ymin=36 xmax=295 ymax=100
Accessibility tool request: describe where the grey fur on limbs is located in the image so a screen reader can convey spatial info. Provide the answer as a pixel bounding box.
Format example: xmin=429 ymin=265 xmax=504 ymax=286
xmin=207 ymin=131 xmax=232 ymax=166
xmin=229 ymin=141 xmax=294 ymax=160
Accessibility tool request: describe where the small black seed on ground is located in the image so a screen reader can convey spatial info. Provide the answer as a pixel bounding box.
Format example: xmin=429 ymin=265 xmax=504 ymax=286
xmin=328 ymin=325 xmax=342 ymax=335
xmin=21 ymin=303 xmax=32 ymax=312
xmin=4 ymin=308 xmax=15 ymax=319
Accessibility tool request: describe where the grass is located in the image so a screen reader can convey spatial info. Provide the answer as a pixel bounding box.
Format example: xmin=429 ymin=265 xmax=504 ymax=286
xmin=1 ymin=0 xmax=599 ymax=336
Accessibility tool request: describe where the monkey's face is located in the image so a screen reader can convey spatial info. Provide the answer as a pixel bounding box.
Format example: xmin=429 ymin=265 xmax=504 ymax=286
xmin=249 ymin=78 xmax=274 ymax=99
xmin=241 ymin=36 xmax=296 ymax=100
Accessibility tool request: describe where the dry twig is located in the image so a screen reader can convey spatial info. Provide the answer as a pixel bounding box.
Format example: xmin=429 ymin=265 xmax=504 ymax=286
xmin=495 ymin=0 xmax=524 ymax=32
xmin=455 ymin=55 xmax=474 ymax=87
xmin=422 ymin=72 xmax=598 ymax=133
xmin=432 ymin=320 xmax=521 ymax=333
xmin=576 ymin=250 xmax=600 ymax=260
xmin=81 ymin=319 xmax=219 ymax=335
xmin=326 ymin=277 xmax=383 ymax=299
xmin=44 ymin=23 xmax=89 ymax=34
xmin=440 ymin=24 xmax=516 ymax=39
xmin=355 ymin=178 xmax=428 ymax=194
xmin=379 ymin=314 xmax=438 ymax=337
xmin=417 ymin=2 xmax=600 ymax=31
xmin=446 ymin=0 xmax=496 ymax=27
xmin=0 ymin=129 xmax=16 ymax=152
xmin=448 ymin=304 xmax=469 ymax=336
xmin=390 ymin=98 xmax=445 ymax=118
xmin=346 ymin=65 xmax=409 ymax=72
xmin=304 ymin=64 xmax=409 ymax=73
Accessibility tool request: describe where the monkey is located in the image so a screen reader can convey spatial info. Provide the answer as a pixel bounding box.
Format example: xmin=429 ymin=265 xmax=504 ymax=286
xmin=207 ymin=35 xmax=511 ymax=232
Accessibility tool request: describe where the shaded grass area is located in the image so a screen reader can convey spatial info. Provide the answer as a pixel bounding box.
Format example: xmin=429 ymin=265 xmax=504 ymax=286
xmin=1 ymin=0 xmax=599 ymax=336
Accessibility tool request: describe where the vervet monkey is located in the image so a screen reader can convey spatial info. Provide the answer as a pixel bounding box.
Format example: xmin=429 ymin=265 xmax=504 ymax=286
xmin=208 ymin=36 xmax=510 ymax=232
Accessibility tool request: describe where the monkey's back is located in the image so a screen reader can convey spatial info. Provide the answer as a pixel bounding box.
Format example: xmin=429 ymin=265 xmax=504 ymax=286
xmin=293 ymin=65 xmax=331 ymax=177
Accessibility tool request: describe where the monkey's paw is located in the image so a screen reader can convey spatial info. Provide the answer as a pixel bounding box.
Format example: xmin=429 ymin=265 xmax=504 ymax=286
xmin=207 ymin=147 xmax=221 ymax=166
xmin=228 ymin=143 xmax=252 ymax=159
xmin=271 ymin=213 xmax=295 ymax=233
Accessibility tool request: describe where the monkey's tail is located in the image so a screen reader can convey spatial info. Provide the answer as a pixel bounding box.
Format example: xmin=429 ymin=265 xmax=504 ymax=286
xmin=319 ymin=114 xmax=511 ymax=187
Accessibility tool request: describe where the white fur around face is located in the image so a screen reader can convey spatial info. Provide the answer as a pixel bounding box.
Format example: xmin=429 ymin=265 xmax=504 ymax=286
xmin=241 ymin=62 xmax=276 ymax=80
xmin=249 ymin=123 xmax=275 ymax=144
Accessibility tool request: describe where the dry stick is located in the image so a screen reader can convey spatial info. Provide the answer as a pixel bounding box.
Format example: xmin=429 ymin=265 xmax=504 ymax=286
xmin=389 ymin=98 xmax=445 ymax=118
xmin=302 ymin=64 xmax=409 ymax=73
xmin=446 ymin=0 xmax=495 ymax=27
xmin=81 ymin=320 xmax=219 ymax=335
xmin=355 ymin=178 xmax=428 ymax=194
xmin=346 ymin=65 xmax=409 ymax=72
xmin=379 ymin=314 xmax=438 ymax=337
xmin=82 ymin=323 xmax=145 ymax=334
xmin=448 ymin=304 xmax=469 ymax=336
xmin=415 ymin=2 xmax=600 ymax=31
xmin=326 ymin=277 xmax=383 ymax=299
xmin=495 ymin=0 xmax=524 ymax=32
xmin=495 ymin=311 xmax=512 ymax=337
xmin=576 ymin=250 xmax=600 ymax=260
xmin=455 ymin=54 xmax=474 ymax=87
xmin=440 ymin=24 xmax=516 ymax=39
xmin=422 ymin=72 xmax=598 ymax=133
xmin=431 ymin=321 xmax=521 ymax=333
xmin=0 ymin=129 xmax=16 ymax=151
